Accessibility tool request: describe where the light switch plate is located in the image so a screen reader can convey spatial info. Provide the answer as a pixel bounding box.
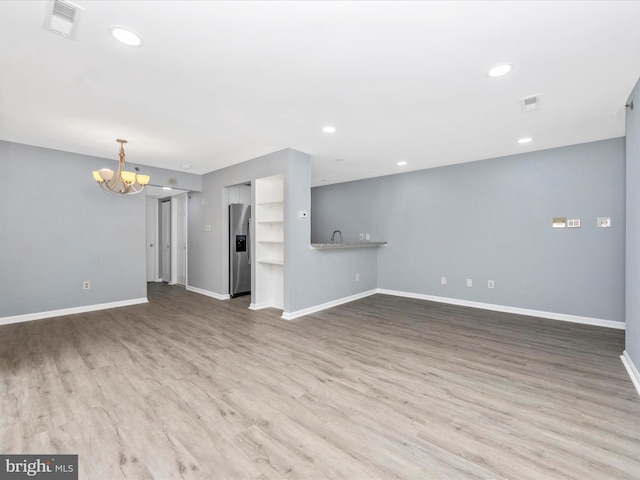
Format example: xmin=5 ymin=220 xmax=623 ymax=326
xmin=567 ymin=219 xmax=581 ymax=228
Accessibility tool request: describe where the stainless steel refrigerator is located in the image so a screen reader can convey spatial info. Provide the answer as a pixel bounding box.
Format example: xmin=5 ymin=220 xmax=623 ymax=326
xmin=229 ymin=203 xmax=251 ymax=297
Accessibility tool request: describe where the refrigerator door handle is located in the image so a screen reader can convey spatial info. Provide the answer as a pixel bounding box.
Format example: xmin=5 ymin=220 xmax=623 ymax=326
xmin=247 ymin=216 xmax=251 ymax=264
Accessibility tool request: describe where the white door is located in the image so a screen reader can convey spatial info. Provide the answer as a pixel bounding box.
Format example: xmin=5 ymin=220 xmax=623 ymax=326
xmin=175 ymin=193 xmax=187 ymax=286
xmin=146 ymin=197 xmax=158 ymax=282
xmin=161 ymin=200 xmax=171 ymax=282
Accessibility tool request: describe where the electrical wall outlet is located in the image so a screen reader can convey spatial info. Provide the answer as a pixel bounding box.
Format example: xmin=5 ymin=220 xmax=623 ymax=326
xmin=359 ymin=233 xmax=364 ymax=240
xmin=365 ymin=233 xmax=370 ymax=240
xmin=441 ymin=276 xmax=447 ymax=285
xmin=488 ymin=280 xmax=495 ymax=289
xmin=466 ymin=279 xmax=473 ymax=287
xmin=597 ymin=217 xmax=611 ymax=228
xmin=355 ymin=273 xmax=360 ymax=282
xmin=83 ymin=281 xmax=90 ymax=290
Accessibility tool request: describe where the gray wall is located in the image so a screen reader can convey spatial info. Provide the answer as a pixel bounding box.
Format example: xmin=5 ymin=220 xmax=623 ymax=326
xmin=187 ymin=148 xmax=378 ymax=315
xmin=312 ymin=138 xmax=626 ymax=323
xmin=0 ymin=140 xmax=201 ymax=319
xmin=127 ymin=162 xmax=202 ymax=193
xmin=284 ymin=149 xmax=378 ymax=313
xmin=0 ymin=141 xmax=147 ymax=317
xmin=626 ymin=79 xmax=640 ymax=364
xmin=188 ymin=149 xmax=291 ymax=297
xmin=3 ymin=135 xmax=626 ymax=325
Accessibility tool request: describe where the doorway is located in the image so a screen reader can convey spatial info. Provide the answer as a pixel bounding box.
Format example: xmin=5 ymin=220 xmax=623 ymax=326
xmin=146 ymin=197 xmax=159 ymax=282
xmin=173 ymin=193 xmax=187 ymax=286
xmin=161 ymin=199 xmax=171 ymax=282
xmin=146 ymin=188 xmax=189 ymax=286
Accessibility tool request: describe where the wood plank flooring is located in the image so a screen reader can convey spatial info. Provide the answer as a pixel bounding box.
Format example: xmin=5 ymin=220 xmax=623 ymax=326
xmin=1 ymin=283 xmax=639 ymax=479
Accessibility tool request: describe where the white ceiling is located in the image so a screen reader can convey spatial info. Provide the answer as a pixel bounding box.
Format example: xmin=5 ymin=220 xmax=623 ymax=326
xmin=2 ymin=1 xmax=640 ymax=187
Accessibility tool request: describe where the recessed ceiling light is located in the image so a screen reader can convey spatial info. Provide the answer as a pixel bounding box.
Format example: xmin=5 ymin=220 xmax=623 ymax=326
xmin=518 ymin=137 xmax=533 ymax=144
xmin=488 ymin=64 xmax=512 ymax=77
xmin=109 ymin=26 xmax=143 ymax=47
xmin=181 ymin=164 xmax=191 ymax=169
xmin=397 ymin=161 xmax=407 ymax=166
xmin=162 ymin=187 xmax=172 ymax=191
xmin=322 ymin=126 xmax=336 ymax=133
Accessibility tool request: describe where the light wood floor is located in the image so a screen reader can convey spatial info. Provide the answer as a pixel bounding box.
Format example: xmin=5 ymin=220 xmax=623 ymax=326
xmin=1 ymin=283 xmax=639 ymax=479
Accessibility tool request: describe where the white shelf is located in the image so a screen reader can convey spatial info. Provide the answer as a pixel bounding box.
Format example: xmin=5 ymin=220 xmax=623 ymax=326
xmin=254 ymin=174 xmax=284 ymax=310
xmin=256 ymin=203 xmax=283 ymax=223
xmin=258 ymin=259 xmax=284 ymax=266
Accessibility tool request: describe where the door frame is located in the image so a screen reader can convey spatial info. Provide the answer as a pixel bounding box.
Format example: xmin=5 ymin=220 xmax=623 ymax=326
xmin=147 ymin=190 xmax=189 ymax=287
xmin=146 ymin=197 xmax=160 ymax=282
xmin=172 ymin=193 xmax=188 ymax=286
xmin=161 ymin=199 xmax=171 ymax=283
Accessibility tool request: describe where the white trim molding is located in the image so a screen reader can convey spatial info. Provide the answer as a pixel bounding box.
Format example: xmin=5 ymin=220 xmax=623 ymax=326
xmin=621 ymin=351 xmax=640 ymax=398
xmin=376 ymin=289 xmax=625 ymax=330
xmin=250 ymin=302 xmax=284 ymax=312
xmin=282 ymin=289 xmax=378 ymax=320
xmin=186 ymin=285 xmax=230 ymax=301
xmin=0 ymin=297 xmax=148 ymax=326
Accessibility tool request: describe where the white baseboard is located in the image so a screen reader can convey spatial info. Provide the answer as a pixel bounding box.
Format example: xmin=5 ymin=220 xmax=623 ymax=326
xmin=249 ymin=302 xmax=284 ymax=312
xmin=0 ymin=298 xmax=149 ymax=326
xmin=621 ymin=351 xmax=640 ymax=398
xmin=376 ymin=289 xmax=625 ymax=330
xmin=282 ymin=289 xmax=378 ymax=320
xmin=186 ymin=285 xmax=230 ymax=301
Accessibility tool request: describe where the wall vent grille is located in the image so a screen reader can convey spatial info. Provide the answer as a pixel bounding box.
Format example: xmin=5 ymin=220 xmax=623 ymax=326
xmin=44 ymin=0 xmax=84 ymax=40
xmin=53 ymin=0 xmax=76 ymax=23
xmin=520 ymin=94 xmax=541 ymax=112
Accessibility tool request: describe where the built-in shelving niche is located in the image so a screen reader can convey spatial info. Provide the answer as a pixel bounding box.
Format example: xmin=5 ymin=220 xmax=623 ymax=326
xmin=254 ymin=174 xmax=284 ymax=309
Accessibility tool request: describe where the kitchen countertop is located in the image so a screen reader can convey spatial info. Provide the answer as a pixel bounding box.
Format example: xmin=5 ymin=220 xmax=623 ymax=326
xmin=310 ymin=241 xmax=388 ymax=250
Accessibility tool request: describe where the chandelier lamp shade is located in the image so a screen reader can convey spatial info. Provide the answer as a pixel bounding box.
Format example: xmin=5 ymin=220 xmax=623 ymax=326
xmin=92 ymin=139 xmax=150 ymax=194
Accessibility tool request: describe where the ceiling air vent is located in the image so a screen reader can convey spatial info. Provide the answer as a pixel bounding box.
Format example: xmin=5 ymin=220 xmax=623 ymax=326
xmin=520 ymin=94 xmax=541 ymax=112
xmin=44 ymin=0 xmax=84 ymax=40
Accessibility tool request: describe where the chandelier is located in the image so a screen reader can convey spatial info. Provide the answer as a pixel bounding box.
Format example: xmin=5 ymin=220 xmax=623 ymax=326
xmin=92 ymin=139 xmax=150 ymax=194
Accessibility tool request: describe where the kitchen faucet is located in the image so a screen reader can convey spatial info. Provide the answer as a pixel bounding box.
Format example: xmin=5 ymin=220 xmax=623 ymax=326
xmin=331 ymin=230 xmax=343 ymax=243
